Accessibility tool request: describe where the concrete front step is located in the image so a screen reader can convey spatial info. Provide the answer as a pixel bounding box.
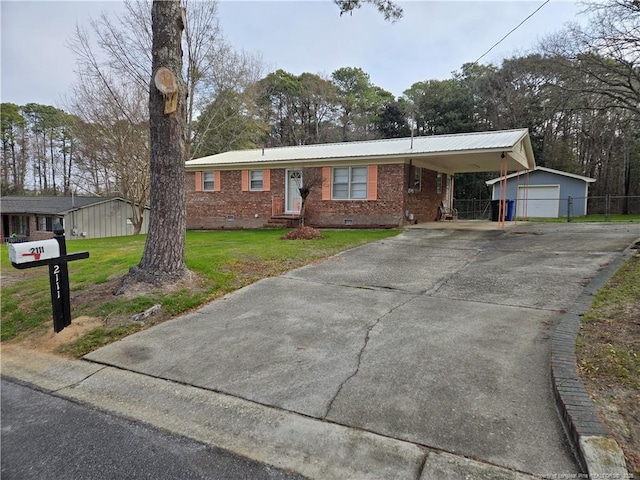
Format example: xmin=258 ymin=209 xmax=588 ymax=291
xmin=267 ymin=216 xmax=301 ymax=228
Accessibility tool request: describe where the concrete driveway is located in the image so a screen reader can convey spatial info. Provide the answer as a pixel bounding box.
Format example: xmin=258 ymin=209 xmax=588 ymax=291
xmin=85 ymin=222 xmax=640 ymax=478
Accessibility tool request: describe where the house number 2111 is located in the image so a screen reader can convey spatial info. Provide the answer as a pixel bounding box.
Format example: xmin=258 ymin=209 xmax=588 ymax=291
xmin=52 ymin=264 xmax=61 ymax=299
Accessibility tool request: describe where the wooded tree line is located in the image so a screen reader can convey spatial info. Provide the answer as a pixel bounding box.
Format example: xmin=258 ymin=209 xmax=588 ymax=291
xmin=2 ymin=0 xmax=638 ymax=207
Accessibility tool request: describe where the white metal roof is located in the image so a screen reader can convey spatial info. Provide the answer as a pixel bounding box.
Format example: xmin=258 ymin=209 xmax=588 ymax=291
xmin=186 ymin=128 xmax=536 ymax=175
xmin=485 ymin=166 xmax=596 ymax=186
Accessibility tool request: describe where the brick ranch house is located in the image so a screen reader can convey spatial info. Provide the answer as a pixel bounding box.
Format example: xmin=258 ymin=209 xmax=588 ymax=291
xmin=185 ymin=129 xmax=536 ymax=229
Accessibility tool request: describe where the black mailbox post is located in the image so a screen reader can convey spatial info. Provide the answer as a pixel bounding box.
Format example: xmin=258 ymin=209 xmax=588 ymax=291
xmin=9 ymin=224 xmax=89 ymax=333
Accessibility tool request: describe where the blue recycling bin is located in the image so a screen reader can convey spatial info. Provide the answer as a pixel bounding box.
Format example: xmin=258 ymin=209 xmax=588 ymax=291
xmin=506 ymin=199 xmax=516 ymax=221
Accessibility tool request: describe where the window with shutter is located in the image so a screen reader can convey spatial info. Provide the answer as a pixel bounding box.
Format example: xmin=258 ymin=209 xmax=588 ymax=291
xmin=331 ymin=166 xmax=370 ymax=200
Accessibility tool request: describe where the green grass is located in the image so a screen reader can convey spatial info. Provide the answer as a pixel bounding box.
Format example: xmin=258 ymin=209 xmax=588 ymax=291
xmin=1 ymin=228 xmax=399 ymax=343
xmin=578 ymin=253 xmax=640 ymax=389
xmin=57 ymin=324 xmax=147 ymax=357
xmin=522 ymin=213 xmax=640 ymax=223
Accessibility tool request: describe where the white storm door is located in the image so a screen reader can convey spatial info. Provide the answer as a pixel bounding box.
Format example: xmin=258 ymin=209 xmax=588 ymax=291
xmin=517 ymin=185 xmax=560 ymax=218
xmin=286 ymin=169 xmax=302 ymax=213
xmin=445 ymin=175 xmax=453 ymax=208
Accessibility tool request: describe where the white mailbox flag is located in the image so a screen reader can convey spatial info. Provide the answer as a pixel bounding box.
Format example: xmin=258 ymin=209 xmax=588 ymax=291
xmin=9 ymin=239 xmax=61 ymax=265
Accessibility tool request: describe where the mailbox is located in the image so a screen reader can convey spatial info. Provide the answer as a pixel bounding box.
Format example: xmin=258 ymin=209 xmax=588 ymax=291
xmin=7 ymin=225 xmax=89 ymax=334
xmin=9 ymin=239 xmax=61 ymax=265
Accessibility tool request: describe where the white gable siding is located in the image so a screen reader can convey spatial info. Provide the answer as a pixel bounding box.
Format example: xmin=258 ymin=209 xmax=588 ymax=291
xmin=63 ymin=199 xmax=150 ymax=239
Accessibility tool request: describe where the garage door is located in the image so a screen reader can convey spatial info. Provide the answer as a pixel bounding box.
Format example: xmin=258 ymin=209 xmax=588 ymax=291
xmin=517 ymin=185 xmax=560 ymax=218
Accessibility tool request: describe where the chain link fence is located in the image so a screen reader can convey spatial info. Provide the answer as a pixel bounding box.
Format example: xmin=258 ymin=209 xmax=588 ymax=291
xmin=454 ymin=196 xmax=640 ymax=221
xmin=453 ymin=199 xmax=492 ymax=220
xmin=586 ymin=196 xmax=640 ymax=217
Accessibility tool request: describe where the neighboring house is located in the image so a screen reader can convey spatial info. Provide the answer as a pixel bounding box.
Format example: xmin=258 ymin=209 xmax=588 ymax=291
xmin=1 ymin=196 xmax=150 ymax=241
xmin=185 ymin=129 xmax=536 ymax=229
xmin=486 ymin=167 xmax=596 ymax=218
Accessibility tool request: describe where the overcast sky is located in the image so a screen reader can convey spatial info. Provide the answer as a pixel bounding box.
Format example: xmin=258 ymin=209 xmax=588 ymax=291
xmin=1 ymin=0 xmax=585 ymax=108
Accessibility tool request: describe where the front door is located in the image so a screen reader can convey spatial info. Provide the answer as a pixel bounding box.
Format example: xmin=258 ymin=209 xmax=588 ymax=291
xmin=286 ymin=169 xmax=302 ymax=213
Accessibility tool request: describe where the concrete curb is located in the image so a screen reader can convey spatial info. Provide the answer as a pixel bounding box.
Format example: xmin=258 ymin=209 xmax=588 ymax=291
xmin=550 ymin=240 xmax=638 ymax=478
xmin=2 ymin=346 xmax=543 ymax=480
xmin=0 ymin=346 xmax=424 ymax=480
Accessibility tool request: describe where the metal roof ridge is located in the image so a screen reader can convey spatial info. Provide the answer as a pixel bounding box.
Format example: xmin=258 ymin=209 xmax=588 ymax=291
xmin=270 ymin=128 xmax=529 ymax=148
xmin=186 ymin=128 xmax=531 ymax=164
xmin=213 ymin=135 xmax=412 ymax=154
xmin=412 ymin=128 xmax=527 ymax=139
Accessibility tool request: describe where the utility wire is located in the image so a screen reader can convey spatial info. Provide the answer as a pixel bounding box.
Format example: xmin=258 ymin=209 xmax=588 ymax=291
xmin=472 ymin=0 xmax=551 ymax=65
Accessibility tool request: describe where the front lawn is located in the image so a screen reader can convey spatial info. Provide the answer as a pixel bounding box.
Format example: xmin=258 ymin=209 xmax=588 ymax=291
xmin=1 ymin=228 xmax=400 ymax=347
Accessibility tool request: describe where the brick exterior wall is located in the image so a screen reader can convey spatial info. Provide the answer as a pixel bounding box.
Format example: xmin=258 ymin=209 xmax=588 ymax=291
xmin=406 ymin=168 xmax=446 ymax=223
xmin=187 ymin=170 xmax=279 ymax=229
xmin=30 ymin=216 xmax=56 ymax=241
xmin=186 ymin=164 xmax=447 ymax=229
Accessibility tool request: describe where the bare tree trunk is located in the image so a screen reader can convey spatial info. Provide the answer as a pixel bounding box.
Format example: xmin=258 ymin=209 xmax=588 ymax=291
xmin=19 ymin=128 xmax=27 ymax=193
xmin=9 ymin=142 xmax=17 ymax=189
xmin=622 ymin=134 xmax=631 ymax=214
xmin=1 ymin=140 xmax=9 ymax=186
xmin=299 ymin=188 xmax=309 ymax=227
xmin=49 ymin=133 xmax=57 ymax=194
xmin=123 ymin=0 xmax=187 ymax=287
xmin=66 ymin=137 xmax=73 ymax=194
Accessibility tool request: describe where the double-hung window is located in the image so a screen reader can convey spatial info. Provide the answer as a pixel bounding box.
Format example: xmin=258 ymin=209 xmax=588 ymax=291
xmin=250 ymin=170 xmax=263 ymax=191
xmin=203 ymin=172 xmax=215 ymax=191
xmin=241 ymin=169 xmax=269 ymax=192
xmin=332 ymin=166 xmax=368 ymax=200
xmin=196 ymin=171 xmax=219 ymax=192
xmin=36 ymin=216 xmax=54 ymax=231
xmin=414 ymin=167 xmax=422 ymax=191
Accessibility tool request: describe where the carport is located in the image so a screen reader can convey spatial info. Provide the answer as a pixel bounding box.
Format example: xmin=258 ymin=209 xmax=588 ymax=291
xmin=405 ymin=128 xmax=535 ymax=175
xmin=405 ymin=128 xmax=536 ymax=224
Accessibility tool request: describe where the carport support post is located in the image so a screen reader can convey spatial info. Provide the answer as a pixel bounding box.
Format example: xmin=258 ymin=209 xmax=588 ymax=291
xmin=567 ymin=196 xmax=573 ymax=223
xmin=49 ymin=224 xmax=71 ymax=332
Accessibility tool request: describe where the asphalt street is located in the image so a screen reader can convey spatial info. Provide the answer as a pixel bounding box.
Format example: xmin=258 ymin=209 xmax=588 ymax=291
xmin=1 ymin=379 xmax=305 ymax=480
